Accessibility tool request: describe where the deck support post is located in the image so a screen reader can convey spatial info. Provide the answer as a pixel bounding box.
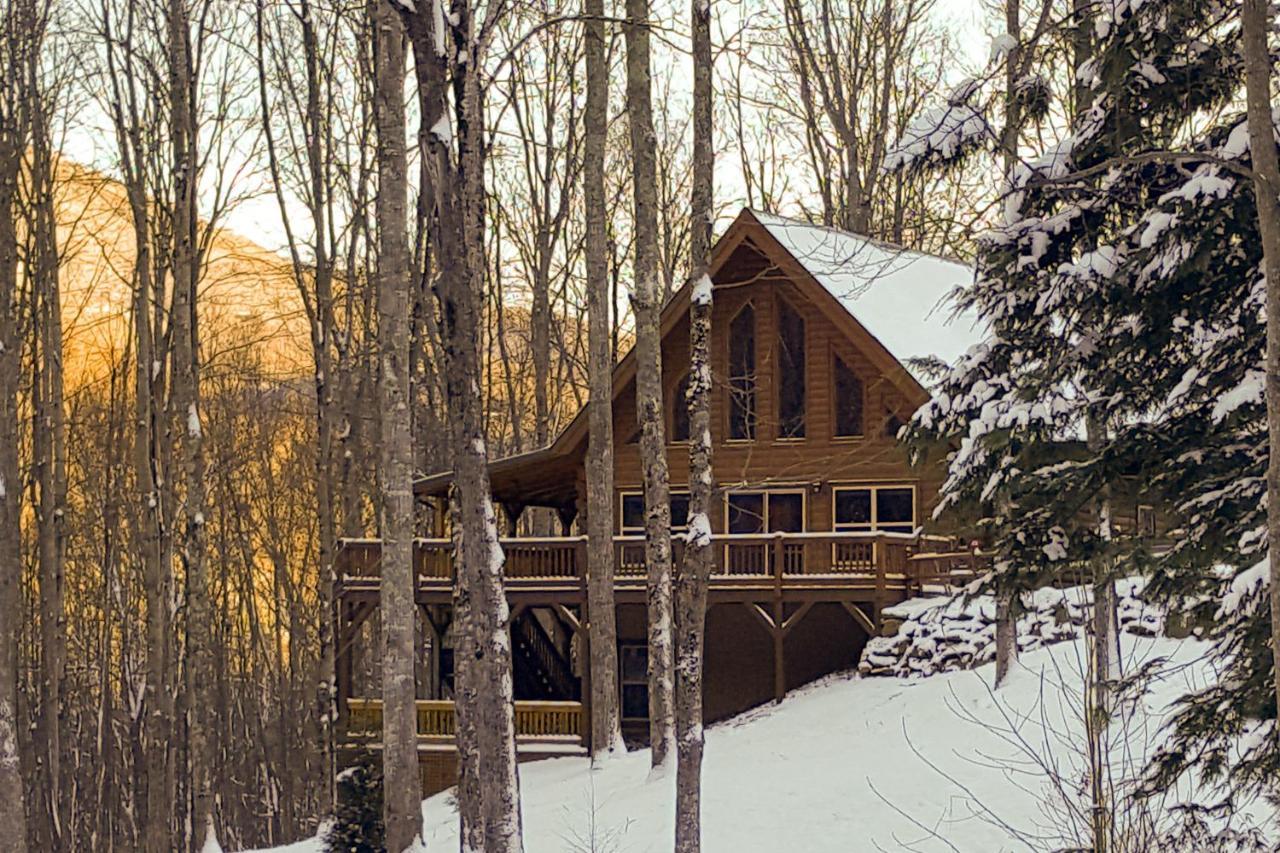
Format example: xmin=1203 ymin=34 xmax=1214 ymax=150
xmin=420 ymin=605 xmax=443 ymax=699
xmin=772 ymin=599 xmax=786 ymax=703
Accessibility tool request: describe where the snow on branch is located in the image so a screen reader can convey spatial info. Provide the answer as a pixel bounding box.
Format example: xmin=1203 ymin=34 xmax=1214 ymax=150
xmin=882 ymin=83 xmax=990 ymax=175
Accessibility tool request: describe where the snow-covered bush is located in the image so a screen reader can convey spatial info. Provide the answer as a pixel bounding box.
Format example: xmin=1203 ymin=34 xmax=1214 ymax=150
xmin=859 ymin=578 xmax=1171 ymax=678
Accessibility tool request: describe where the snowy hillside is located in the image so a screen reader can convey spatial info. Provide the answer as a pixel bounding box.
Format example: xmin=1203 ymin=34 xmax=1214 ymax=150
xmin=249 ymin=636 xmax=1275 ymax=853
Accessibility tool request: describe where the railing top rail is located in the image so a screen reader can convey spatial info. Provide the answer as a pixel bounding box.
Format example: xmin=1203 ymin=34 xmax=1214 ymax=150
xmin=346 ymin=697 xmax=584 ymax=710
xmin=339 ymin=531 xmax=961 ymax=546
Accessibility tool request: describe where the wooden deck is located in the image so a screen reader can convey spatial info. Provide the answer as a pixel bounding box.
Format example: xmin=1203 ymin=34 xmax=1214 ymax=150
xmin=335 ymin=532 xmax=986 ymax=606
xmin=345 ymin=698 xmax=586 ymax=749
xmin=333 ymin=534 xmax=989 ymax=792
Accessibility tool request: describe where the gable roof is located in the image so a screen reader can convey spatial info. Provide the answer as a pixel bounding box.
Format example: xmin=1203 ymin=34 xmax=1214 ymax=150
xmin=750 ymin=211 xmax=982 ymax=370
xmin=415 ymin=208 xmax=979 ymax=506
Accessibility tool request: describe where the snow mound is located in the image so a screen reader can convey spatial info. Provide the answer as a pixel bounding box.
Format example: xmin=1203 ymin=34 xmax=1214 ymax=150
xmin=860 ymin=578 xmax=1169 ymax=678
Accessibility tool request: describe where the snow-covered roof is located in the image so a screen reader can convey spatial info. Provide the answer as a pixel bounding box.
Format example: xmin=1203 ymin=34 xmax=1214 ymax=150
xmin=752 ymin=212 xmax=984 ymax=373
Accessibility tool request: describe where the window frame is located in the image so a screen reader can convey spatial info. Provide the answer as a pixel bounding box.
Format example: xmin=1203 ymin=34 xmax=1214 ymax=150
xmin=726 ymin=301 xmax=757 ymax=442
xmin=831 ymin=483 xmax=918 ymax=534
xmin=831 ymin=349 xmax=867 ymax=440
xmin=775 ymin=295 xmax=807 ymax=441
xmin=669 ymin=372 xmax=691 ymax=444
xmin=619 ymin=642 xmax=649 ymax=721
xmin=1137 ymin=504 xmax=1157 ymax=538
xmin=618 ymin=489 xmax=691 ymax=536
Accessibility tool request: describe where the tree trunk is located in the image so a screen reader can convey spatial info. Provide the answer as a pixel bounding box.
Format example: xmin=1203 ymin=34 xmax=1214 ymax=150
xmin=0 ymin=31 xmax=27 ymax=845
xmin=373 ymin=4 xmax=424 ymax=851
xmin=400 ymin=0 xmax=524 ymax=845
xmin=624 ymin=0 xmax=676 ymax=769
xmin=675 ymin=0 xmax=713 ymax=846
xmin=1242 ymin=0 xmax=1280 ymax=736
xmin=27 ymin=45 xmax=66 ymax=844
xmin=992 ymin=0 xmax=1022 ymax=688
xmin=993 ymin=590 xmax=1017 ymax=686
xmin=166 ymin=0 xmax=217 ymax=846
xmin=584 ymin=0 xmax=624 ymax=761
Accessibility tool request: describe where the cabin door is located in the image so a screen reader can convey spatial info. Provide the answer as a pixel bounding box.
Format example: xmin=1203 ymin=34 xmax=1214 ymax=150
xmin=724 ymin=490 xmax=805 ymax=574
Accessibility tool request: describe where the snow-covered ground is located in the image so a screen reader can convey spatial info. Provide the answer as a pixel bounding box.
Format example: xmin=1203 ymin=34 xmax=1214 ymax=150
xmin=249 ymin=634 xmax=1275 ymax=852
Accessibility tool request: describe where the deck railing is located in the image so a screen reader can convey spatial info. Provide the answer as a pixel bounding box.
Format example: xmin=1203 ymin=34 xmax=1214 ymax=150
xmin=345 ymin=698 xmax=584 ymax=743
xmin=337 ymin=532 xmax=987 ymax=594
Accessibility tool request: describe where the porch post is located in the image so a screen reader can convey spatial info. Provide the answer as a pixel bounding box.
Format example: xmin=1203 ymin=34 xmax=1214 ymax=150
xmin=771 ymin=599 xmax=786 ymax=703
xmin=501 ymin=501 xmax=526 ymax=537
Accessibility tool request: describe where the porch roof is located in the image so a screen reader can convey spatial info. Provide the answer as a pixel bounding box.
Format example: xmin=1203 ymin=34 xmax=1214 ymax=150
xmin=414 ymin=445 xmax=579 ymax=510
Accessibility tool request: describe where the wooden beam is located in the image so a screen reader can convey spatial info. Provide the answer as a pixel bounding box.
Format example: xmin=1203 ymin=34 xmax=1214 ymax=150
xmin=742 ymin=601 xmax=777 ymax=632
xmin=839 ymin=601 xmax=876 ymax=635
xmin=780 ymin=601 xmax=815 ymax=637
xmin=552 ymin=602 xmax=582 ymax=635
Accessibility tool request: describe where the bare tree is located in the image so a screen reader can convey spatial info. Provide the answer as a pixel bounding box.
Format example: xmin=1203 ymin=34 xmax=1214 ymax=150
xmin=583 ymin=0 xmax=623 ymax=760
xmin=623 ymin=0 xmax=675 ymax=770
xmin=163 ymin=0 xmax=218 ymax=845
xmin=0 ymin=3 xmax=30 ymax=847
xmin=1241 ymin=0 xmax=1280 ymax=737
xmin=401 ymin=0 xmax=525 ymax=845
xmin=674 ymin=0 xmax=713 ymax=844
xmin=20 ymin=0 xmax=67 ymax=841
xmin=372 ymin=2 xmax=424 ymax=849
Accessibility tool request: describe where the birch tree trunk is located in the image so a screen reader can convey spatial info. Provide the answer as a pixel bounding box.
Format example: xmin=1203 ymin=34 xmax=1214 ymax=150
xmin=0 ymin=16 xmax=26 ymax=843
xmin=455 ymin=16 xmax=524 ymax=847
xmin=674 ymin=0 xmax=713 ymax=846
xmin=373 ymin=4 xmax=424 ymax=850
xmin=1241 ymin=0 xmax=1280 ymax=733
xmin=623 ymin=0 xmax=675 ymax=769
xmin=166 ymin=0 xmax=217 ymax=846
xmin=401 ymin=12 xmax=485 ymax=845
xmin=27 ymin=32 xmax=66 ymax=843
xmin=584 ymin=0 xmax=624 ymax=760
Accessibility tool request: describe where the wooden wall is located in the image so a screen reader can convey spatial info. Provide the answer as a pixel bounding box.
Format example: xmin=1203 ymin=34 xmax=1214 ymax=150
xmin=606 ymin=243 xmax=944 ymax=535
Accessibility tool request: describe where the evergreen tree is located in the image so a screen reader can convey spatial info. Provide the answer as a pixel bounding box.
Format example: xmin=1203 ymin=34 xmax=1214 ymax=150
xmin=891 ymin=0 xmax=1280 ymax=804
xmin=325 ymin=753 xmax=385 ymax=853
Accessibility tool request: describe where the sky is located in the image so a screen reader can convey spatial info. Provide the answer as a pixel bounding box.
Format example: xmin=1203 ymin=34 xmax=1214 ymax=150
xmin=58 ymin=0 xmax=994 ymax=260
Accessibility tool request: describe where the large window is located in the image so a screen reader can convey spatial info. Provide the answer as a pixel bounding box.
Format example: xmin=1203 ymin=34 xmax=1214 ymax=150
xmin=620 ymin=491 xmax=689 ymax=535
xmin=833 ymin=485 xmax=915 ymax=534
xmin=671 ymin=373 xmax=691 ymax=442
xmin=777 ymin=299 xmax=806 ymax=438
xmin=725 ymin=490 xmax=805 ymax=533
xmin=728 ymin=304 xmax=756 ymax=440
xmin=620 ymin=643 xmax=648 ymax=720
xmin=833 ymin=355 xmax=864 ymax=438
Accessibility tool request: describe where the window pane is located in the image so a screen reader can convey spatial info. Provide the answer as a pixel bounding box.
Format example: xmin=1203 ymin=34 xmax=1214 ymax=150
xmin=777 ymin=299 xmax=806 ymax=438
xmin=768 ymin=493 xmax=804 ymax=532
xmin=729 ymin=305 xmax=756 ymax=440
xmin=670 ymin=493 xmax=690 ymax=530
xmin=621 ymin=494 xmax=645 ymax=532
xmin=834 ymin=489 xmax=871 ymax=526
xmin=877 ymin=488 xmax=914 ymax=527
xmin=621 ymin=645 xmax=648 ymax=681
xmin=834 ymin=356 xmax=864 ymax=437
xmin=622 ymin=684 xmax=649 ymax=720
xmin=727 ymin=493 xmax=765 ymax=534
xmin=672 ymin=374 xmax=691 ymax=442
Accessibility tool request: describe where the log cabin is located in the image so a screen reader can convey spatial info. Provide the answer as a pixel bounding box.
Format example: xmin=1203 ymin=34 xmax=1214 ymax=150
xmin=334 ymin=208 xmax=997 ymax=792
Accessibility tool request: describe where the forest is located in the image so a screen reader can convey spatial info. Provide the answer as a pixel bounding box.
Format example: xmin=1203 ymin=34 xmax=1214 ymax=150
xmin=1 ymin=0 xmax=1279 ymax=851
